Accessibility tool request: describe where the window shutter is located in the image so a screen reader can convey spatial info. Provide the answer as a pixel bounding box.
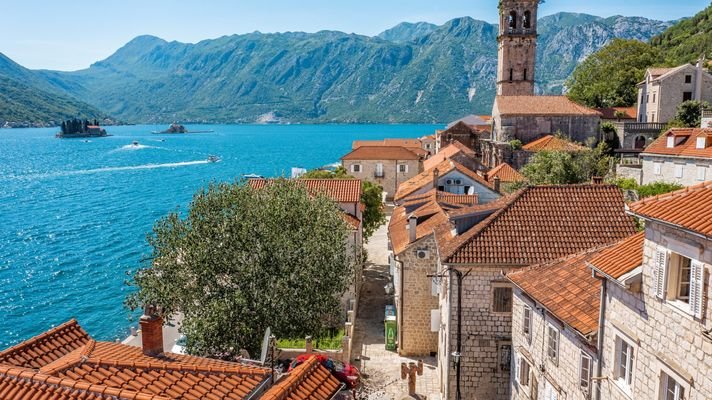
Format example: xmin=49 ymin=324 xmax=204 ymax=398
xmin=690 ymin=260 xmax=706 ymax=319
xmin=654 ymin=248 xmax=669 ymax=299
xmin=405 ymin=165 xmax=409 ymax=173
xmin=531 ymin=374 xmax=538 ymax=400
xmin=513 ymin=352 xmax=519 ymax=384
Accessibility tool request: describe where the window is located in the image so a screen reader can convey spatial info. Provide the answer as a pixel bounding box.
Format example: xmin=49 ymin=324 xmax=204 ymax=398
xmin=508 ymin=11 xmax=517 ymax=30
xmin=647 ymin=94 xmax=650 ymax=103
xmin=685 ymin=74 xmax=692 ymax=84
xmin=615 ymin=336 xmax=634 ymax=388
xmin=660 ymin=372 xmax=685 ymax=400
xmin=544 ymin=379 xmax=559 ymax=400
xmin=398 ymin=164 xmax=408 ymax=173
xmin=516 ymin=354 xmax=531 ymax=387
xmin=659 ymin=250 xmax=706 ymax=318
xmin=523 ymin=306 xmax=533 ymax=342
xmin=674 ymin=164 xmax=684 ymax=179
xmin=683 ymin=91 xmax=693 ymax=102
xmin=499 ymin=343 xmax=512 ymax=371
xmin=653 ymin=93 xmax=656 ymax=103
xmin=524 ymin=68 xmax=528 ymax=81
xmin=523 ymin=10 xmax=532 ymax=29
xmin=667 ymin=136 xmax=675 ymax=148
xmin=654 ymin=162 xmax=662 ymax=175
xmin=510 ymin=68 xmax=514 ymax=81
xmin=492 ymin=286 xmax=513 ymax=313
xmin=652 ymin=113 xmax=656 ymax=122
xmin=375 ymin=163 xmax=384 ymax=178
xmin=547 ymin=324 xmax=559 ymax=364
xmin=351 ymin=164 xmax=361 ymax=173
xmin=697 ymin=166 xmax=708 ymax=181
xmin=580 ymin=353 xmax=592 ymax=394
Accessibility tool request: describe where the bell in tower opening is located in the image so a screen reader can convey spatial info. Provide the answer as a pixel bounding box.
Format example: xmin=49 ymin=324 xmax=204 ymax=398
xmin=497 ymin=0 xmax=539 ymax=96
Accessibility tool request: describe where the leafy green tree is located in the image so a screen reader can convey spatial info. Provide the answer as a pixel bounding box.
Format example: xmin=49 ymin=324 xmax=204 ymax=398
xmin=522 ymin=143 xmax=612 ymax=185
xmin=127 ymin=179 xmax=353 ymax=357
xmin=668 ymin=100 xmax=710 ymax=128
xmin=609 ymin=178 xmax=683 ymax=199
xmin=566 ymin=39 xmax=661 ymax=108
xmin=301 ymin=167 xmax=386 ymax=240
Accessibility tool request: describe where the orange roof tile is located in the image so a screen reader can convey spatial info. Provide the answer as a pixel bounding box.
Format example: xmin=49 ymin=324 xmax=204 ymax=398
xmin=486 ymin=163 xmax=525 ymax=184
xmin=248 ymin=179 xmax=362 ymax=203
xmin=508 ymin=248 xmax=604 ymax=337
xmin=641 ymin=128 xmax=712 ymax=159
xmin=389 ymin=199 xmax=453 ymax=255
xmin=588 ymin=232 xmax=645 ymax=279
xmin=423 ymin=142 xmax=476 ymax=171
xmin=495 ymin=96 xmax=601 ymax=116
xmin=595 ymin=106 xmax=637 ymax=120
xmin=522 ymin=135 xmax=587 ymax=152
xmin=443 ymin=185 xmax=637 ymax=265
xmin=394 ymin=159 xmax=493 ymax=201
xmin=437 ymin=192 xmax=478 ymax=206
xmin=260 ymin=356 xmax=342 ymax=400
xmin=341 ymin=146 xmax=422 ymax=161
xmin=341 ymin=212 xmax=361 ymax=229
xmin=352 ymin=138 xmax=422 ymax=150
xmin=0 ymin=319 xmax=91 ymax=369
xmin=628 ymin=181 xmax=712 ymax=237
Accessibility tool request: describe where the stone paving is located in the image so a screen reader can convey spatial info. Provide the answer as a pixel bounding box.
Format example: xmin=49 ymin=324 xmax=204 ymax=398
xmin=351 ymin=211 xmax=442 ymax=400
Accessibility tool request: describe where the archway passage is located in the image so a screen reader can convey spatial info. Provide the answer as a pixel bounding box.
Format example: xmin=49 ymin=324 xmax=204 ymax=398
xmin=634 ymin=135 xmax=646 ymax=149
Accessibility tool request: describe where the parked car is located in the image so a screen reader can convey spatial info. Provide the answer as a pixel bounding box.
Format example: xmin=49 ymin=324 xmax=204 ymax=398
xmin=289 ymin=354 xmax=360 ymax=389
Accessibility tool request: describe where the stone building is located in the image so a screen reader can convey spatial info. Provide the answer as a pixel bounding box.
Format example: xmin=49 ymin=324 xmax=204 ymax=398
xmin=341 ymin=146 xmax=423 ymax=200
xmin=636 ymin=60 xmax=712 ymax=124
xmin=639 ymin=128 xmax=712 ymax=185
xmin=394 ymin=158 xmax=500 ymax=204
xmin=436 ymin=120 xmax=490 ymax=155
xmin=508 ymin=247 xmax=605 ymax=400
xmin=434 ymin=185 xmax=636 ymax=400
xmin=352 ymin=138 xmax=429 ymax=158
xmin=424 ymin=141 xmax=483 ymax=173
xmin=484 ymin=163 xmax=525 ymax=192
xmin=588 ymin=182 xmax=712 ymax=400
xmin=497 ymin=0 xmax=539 ymax=96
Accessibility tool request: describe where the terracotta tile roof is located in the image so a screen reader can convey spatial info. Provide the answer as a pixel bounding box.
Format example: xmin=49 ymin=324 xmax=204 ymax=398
xmin=423 ymin=142 xmax=476 ymax=171
xmin=443 ymin=185 xmax=637 ymax=265
xmin=494 ymin=96 xmax=601 ymax=116
xmin=446 ymin=115 xmax=490 ymax=128
xmin=641 ymin=128 xmax=712 ymax=159
xmin=437 ymin=192 xmax=478 ymax=206
xmin=522 ymin=135 xmax=587 ymax=152
xmin=341 ymin=146 xmax=422 ymax=161
xmin=341 ymin=212 xmax=361 ymax=229
xmin=260 ymin=356 xmax=342 ymax=400
xmin=0 ymin=319 xmax=90 ymax=369
xmin=628 ymin=180 xmax=712 ymax=237
xmin=588 ymin=232 xmax=645 ymax=279
xmin=394 ymin=159 xmax=493 ymax=202
xmin=595 ymin=106 xmax=637 ymax=120
xmin=352 ymin=138 xmax=422 ymax=150
xmin=248 ymin=179 xmax=362 ymax=203
xmin=508 ymin=248 xmax=604 ymax=337
xmin=389 ymin=196 xmax=454 ymax=255
xmin=648 ymin=67 xmax=676 ymax=78
xmin=486 ymin=163 xmax=525 ymax=184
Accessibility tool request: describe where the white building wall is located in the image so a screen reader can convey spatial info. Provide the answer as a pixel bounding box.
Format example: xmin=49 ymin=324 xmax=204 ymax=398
xmin=640 ymin=156 xmax=712 ymax=186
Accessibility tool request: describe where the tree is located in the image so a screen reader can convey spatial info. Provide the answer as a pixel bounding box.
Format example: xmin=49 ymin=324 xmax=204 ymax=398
xmin=566 ymin=39 xmax=661 ymax=108
xmin=521 ymin=143 xmax=612 ymax=185
xmin=301 ymin=167 xmax=386 ymax=241
xmin=127 ymin=179 xmax=353 ymax=357
xmin=668 ymin=100 xmax=710 ymax=128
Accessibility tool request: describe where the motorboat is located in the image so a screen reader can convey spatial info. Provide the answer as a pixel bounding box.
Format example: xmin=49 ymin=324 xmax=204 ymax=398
xmin=207 ymin=155 xmax=220 ymax=163
xmin=132 ymin=140 xmax=140 ymax=147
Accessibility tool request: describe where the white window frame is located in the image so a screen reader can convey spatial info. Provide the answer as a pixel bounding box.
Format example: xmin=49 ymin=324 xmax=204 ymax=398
xmin=656 ymin=246 xmax=706 ymax=319
xmin=654 ymin=162 xmax=662 ymax=175
xmin=659 ymin=372 xmax=684 ymax=400
xmin=398 ymin=164 xmax=409 ymax=174
xmin=697 ymin=165 xmax=707 ymax=181
xmin=546 ymin=323 xmax=559 ymax=365
xmin=544 ymin=379 xmax=560 ymax=400
xmin=515 ymin=352 xmax=531 ymax=388
xmin=613 ymin=335 xmax=635 ymax=393
xmin=674 ymin=164 xmax=684 ymax=179
xmin=523 ymin=306 xmax=533 ymax=343
xmin=667 ymin=136 xmax=675 ymax=148
xmin=351 ymin=164 xmax=361 ymax=173
xmin=580 ymin=352 xmax=593 ymax=396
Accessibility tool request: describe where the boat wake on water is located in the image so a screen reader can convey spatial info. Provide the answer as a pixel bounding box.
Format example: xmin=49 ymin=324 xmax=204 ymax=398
xmin=3 ymin=160 xmax=212 ymax=181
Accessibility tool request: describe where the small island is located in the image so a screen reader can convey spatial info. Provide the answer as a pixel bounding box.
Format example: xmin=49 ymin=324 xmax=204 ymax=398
xmin=152 ymin=123 xmax=214 ymax=134
xmin=56 ymin=118 xmax=109 ymax=138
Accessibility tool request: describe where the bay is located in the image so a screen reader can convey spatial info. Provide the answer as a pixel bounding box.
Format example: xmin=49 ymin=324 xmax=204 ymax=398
xmin=0 ymin=123 xmax=440 ymax=346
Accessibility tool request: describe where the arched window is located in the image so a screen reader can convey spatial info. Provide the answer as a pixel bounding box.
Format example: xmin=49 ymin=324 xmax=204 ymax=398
xmin=523 ymin=11 xmax=532 ymax=29
xmin=635 ymin=136 xmax=646 ymax=149
xmin=509 ymin=68 xmax=514 ymax=81
xmin=509 ymin=11 xmax=517 ymax=30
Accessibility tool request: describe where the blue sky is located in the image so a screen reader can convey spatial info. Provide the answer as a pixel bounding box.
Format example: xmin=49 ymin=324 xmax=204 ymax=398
xmin=1 ymin=0 xmax=708 ymax=71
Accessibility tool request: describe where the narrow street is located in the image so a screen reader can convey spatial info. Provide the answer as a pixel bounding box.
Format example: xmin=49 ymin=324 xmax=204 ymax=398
xmin=351 ymin=211 xmax=441 ymax=400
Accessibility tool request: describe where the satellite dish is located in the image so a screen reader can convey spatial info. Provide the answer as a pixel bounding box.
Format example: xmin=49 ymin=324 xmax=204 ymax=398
xmin=259 ymin=327 xmax=271 ymax=364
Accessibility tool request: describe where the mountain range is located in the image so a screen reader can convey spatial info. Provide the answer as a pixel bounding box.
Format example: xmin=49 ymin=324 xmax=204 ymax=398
xmin=0 ymin=12 xmax=674 ymax=126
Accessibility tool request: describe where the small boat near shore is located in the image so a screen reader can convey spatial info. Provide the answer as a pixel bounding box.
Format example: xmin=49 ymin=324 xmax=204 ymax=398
xmin=207 ymin=155 xmax=221 ymax=163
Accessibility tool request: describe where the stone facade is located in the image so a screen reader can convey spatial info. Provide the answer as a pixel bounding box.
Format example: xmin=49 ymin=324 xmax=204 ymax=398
xmin=439 ymin=267 xmax=515 ymax=400
xmin=394 ymin=235 xmax=440 ymax=356
xmin=599 ymin=222 xmax=712 ymax=400
xmin=343 ymin=159 xmax=421 ymax=200
xmin=511 ymin=292 xmax=598 ymax=400
xmin=637 ymin=63 xmax=712 ymax=124
xmin=640 ymin=154 xmax=711 ymax=186
xmin=491 ymin=113 xmax=601 ymax=145
xmin=497 ymin=0 xmax=538 ymax=96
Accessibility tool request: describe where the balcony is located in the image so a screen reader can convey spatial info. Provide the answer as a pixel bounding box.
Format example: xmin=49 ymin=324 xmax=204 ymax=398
xmin=623 ymin=122 xmax=667 ymax=135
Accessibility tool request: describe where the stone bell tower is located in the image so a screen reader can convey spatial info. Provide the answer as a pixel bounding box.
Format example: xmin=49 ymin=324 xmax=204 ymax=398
xmin=497 ymin=0 xmax=539 ymax=96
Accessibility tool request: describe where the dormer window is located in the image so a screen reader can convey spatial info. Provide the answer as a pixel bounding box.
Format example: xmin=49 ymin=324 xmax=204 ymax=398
xmin=667 ymin=136 xmax=675 ymax=148
xmin=697 ymin=136 xmax=707 ymax=149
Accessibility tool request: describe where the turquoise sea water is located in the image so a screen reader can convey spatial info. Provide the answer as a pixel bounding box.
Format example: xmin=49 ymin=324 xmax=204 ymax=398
xmin=0 ymin=124 xmax=440 ymax=346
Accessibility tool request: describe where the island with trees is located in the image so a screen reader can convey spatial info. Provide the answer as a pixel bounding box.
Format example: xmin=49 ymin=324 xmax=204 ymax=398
xmin=56 ymin=118 xmax=109 ymax=138
xmin=153 ymin=123 xmax=214 ymax=134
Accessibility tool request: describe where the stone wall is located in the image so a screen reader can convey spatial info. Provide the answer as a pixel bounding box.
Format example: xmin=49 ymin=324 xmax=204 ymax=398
xmin=444 ymin=267 xmax=514 ymax=400
xmin=493 ymin=114 xmax=600 ymax=145
xmin=641 ymin=156 xmax=711 ymax=186
xmin=342 ymin=159 xmax=421 ymax=200
xmin=511 ymin=291 xmax=598 ymax=400
xmin=615 ymin=165 xmax=643 ymax=185
xmin=396 ymin=235 xmax=440 ymax=356
xmin=600 ymin=222 xmax=712 ymax=400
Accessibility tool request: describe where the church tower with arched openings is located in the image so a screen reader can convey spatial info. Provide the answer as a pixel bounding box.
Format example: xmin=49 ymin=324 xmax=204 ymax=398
xmin=497 ymin=0 xmax=539 ymax=96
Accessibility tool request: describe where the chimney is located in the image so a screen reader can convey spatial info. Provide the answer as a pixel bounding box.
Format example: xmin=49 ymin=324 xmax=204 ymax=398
xmin=432 ymin=168 xmax=440 ymax=190
xmin=408 ymin=215 xmax=417 ymax=243
xmin=592 ymin=176 xmax=603 ymax=185
xmin=493 ymin=176 xmax=501 ymax=193
xmin=139 ymin=305 xmax=164 ymax=356
xmin=695 ymin=54 xmax=704 ymax=101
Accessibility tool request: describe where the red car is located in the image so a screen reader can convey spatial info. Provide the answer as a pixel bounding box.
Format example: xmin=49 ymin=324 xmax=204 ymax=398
xmin=289 ymin=354 xmax=361 ymax=389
